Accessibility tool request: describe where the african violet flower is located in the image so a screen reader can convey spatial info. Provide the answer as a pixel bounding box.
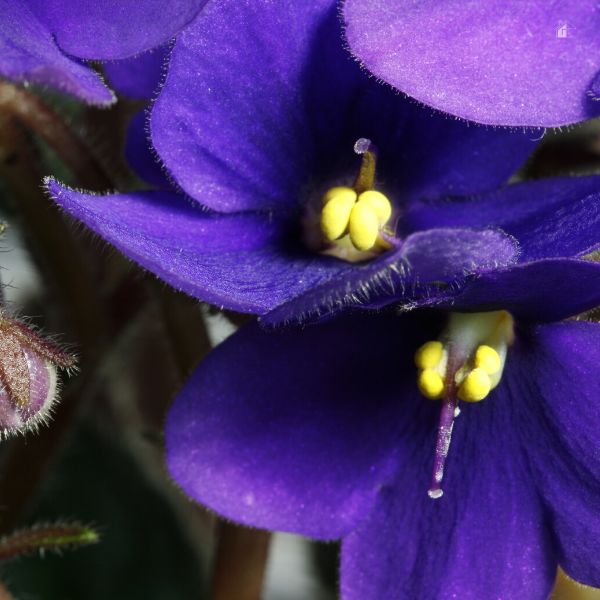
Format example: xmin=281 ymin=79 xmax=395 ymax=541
xmin=43 ymin=1 xmax=600 ymax=596
xmin=0 ymin=0 xmax=207 ymax=104
xmin=46 ymin=0 xmax=600 ymax=325
xmin=343 ymin=0 xmax=600 ymax=127
xmin=166 ymin=303 xmax=600 ymax=600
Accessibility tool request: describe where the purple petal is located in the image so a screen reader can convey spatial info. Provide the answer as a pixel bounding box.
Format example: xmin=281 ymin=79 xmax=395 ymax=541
xmin=341 ymin=374 xmax=555 ymax=600
xmin=415 ymin=258 xmax=600 ymax=323
xmin=510 ymin=321 xmax=600 ymax=587
xmin=125 ymin=111 xmax=175 ymax=190
xmin=151 ymin=0 xmax=537 ymax=213
xmin=403 ymin=176 xmax=600 ymax=261
xmin=166 ymin=313 xmax=442 ymax=539
xmin=31 ymin=0 xmax=208 ymax=60
xmin=104 ymin=43 xmax=170 ymax=100
xmin=46 ymin=179 xmax=353 ymax=314
xmin=344 ymin=0 xmax=600 ymax=127
xmin=261 ymin=228 xmax=518 ymax=325
xmin=0 ymin=0 xmax=113 ymax=104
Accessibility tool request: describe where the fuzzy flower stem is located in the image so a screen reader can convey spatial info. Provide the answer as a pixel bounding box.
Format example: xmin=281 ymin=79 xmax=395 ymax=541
xmin=0 ymin=113 xmax=106 ymax=350
xmin=0 ymin=81 xmax=113 ymax=191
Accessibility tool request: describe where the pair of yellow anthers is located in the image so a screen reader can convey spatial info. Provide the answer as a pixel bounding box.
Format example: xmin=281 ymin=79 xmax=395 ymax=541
xmin=414 ymin=311 xmax=514 ymax=403
xmin=320 ymin=186 xmax=393 ymax=252
xmin=415 ymin=341 xmax=501 ymax=402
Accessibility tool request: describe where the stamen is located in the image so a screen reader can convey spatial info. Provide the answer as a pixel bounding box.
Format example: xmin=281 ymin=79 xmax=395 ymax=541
xmin=321 ymin=188 xmax=356 ymax=241
xmin=457 ymin=368 xmax=491 ymax=402
xmin=474 ymin=345 xmax=501 ymax=374
xmin=358 ymin=190 xmax=392 ymax=225
xmin=353 ymin=138 xmax=378 ymax=195
xmin=414 ymin=341 xmax=443 ymax=370
xmin=349 ymin=200 xmax=378 ymax=251
xmin=414 ymin=311 xmax=515 ymax=499
xmin=418 ymin=370 xmax=445 ymax=400
xmin=313 ymin=139 xmax=394 ymax=257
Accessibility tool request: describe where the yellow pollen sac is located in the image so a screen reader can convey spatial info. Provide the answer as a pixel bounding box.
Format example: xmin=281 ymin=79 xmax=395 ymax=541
xmin=357 ymin=190 xmax=392 ymax=226
xmin=418 ymin=369 xmax=445 ymax=400
xmin=349 ymin=200 xmax=379 ymax=251
xmin=474 ymin=345 xmax=501 ymax=375
xmin=320 ymin=194 xmax=356 ymax=241
xmin=321 ymin=186 xmax=357 ymax=206
xmin=414 ymin=341 xmax=443 ymax=370
xmin=457 ymin=368 xmax=491 ymax=403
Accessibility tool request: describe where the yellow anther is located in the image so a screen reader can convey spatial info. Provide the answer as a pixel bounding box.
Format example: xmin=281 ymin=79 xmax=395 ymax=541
xmin=320 ymin=194 xmax=356 ymax=241
xmin=474 ymin=345 xmax=501 ymax=375
xmin=349 ymin=200 xmax=379 ymax=251
xmin=457 ymin=368 xmax=491 ymax=403
xmin=414 ymin=341 xmax=443 ymax=370
xmin=418 ymin=369 xmax=445 ymax=400
xmin=357 ymin=190 xmax=392 ymax=226
xmin=321 ymin=186 xmax=357 ymax=206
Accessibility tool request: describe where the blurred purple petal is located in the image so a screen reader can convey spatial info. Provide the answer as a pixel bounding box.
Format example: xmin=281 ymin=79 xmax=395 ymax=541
xmin=125 ymin=111 xmax=175 ymax=189
xmin=166 ymin=313 xmax=442 ymax=539
xmin=342 ymin=377 xmax=554 ymax=600
xmin=105 ymin=43 xmax=170 ymax=100
xmin=514 ymin=322 xmax=600 ymax=587
xmin=47 ymin=180 xmax=353 ymax=314
xmin=0 ymin=0 xmax=113 ymax=104
xmin=344 ymin=0 xmax=600 ymax=126
xmin=404 ymin=176 xmax=600 ymax=261
xmin=33 ymin=0 xmax=207 ymax=60
xmin=413 ymin=259 xmax=600 ymax=322
xmin=262 ymin=228 xmax=518 ymax=324
xmin=151 ymin=0 xmax=537 ymax=212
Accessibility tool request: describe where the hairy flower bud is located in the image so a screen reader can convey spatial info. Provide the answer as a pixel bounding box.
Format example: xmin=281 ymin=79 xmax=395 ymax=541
xmin=0 ymin=312 xmax=75 ymax=436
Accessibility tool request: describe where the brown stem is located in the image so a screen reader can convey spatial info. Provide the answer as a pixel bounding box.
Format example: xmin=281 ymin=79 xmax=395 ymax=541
xmin=0 ymin=114 xmax=107 ymax=350
xmin=209 ymin=520 xmax=272 ymax=600
xmin=0 ymin=581 xmax=16 ymax=600
xmin=0 ymin=81 xmax=113 ymax=191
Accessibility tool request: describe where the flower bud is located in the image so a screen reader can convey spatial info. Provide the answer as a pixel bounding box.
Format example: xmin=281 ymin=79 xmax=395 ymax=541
xmin=0 ymin=312 xmax=75 ymax=436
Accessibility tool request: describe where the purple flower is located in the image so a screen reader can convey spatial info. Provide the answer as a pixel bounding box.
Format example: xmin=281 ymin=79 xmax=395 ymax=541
xmin=46 ymin=0 xmax=600 ymax=326
xmin=0 ymin=0 xmax=207 ymax=104
xmin=42 ymin=2 xmax=600 ymax=596
xmin=165 ymin=306 xmax=600 ymax=599
xmin=343 ymin=0 xmax=600 ymax=127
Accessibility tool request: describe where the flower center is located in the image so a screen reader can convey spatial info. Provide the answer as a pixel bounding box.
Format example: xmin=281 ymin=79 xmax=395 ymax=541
xmin=414 ymin=311 xmax=515 ymax=498
xmin=302 ymin=139 xmax=396 ymax=262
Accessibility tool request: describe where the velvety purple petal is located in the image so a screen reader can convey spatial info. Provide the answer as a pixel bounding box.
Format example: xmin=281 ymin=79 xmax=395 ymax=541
xmin=412 ymin=258 xmax=600 ymax=323
xmin=104 ymin=43 xmax=170 ymax=100
xmin=341 ymin=372 xmax=555 ymax=600
xmin=0 ymin=0 xmax=113 ymax=104
xmin=261 ymin=228 xmax=518 ymax=325
xmin=403 ymin=176 xmax=600 ymax=261
xmin=46 ymin=179 xmax=353 ymax=314
xmin=31 ymin=0 xmax=207 ymax=60
xmin=344 ymin=0 xmax=600 ymax=127
xmin=151 ymin=0 xmax=537 ymax=214
xmin=166 ymin=312 xmax=442 ymax=539
xmin=511 ymin=322 xmax=600 ymax=587
xmin=125 ymin=111 xmax=175 ymax=190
